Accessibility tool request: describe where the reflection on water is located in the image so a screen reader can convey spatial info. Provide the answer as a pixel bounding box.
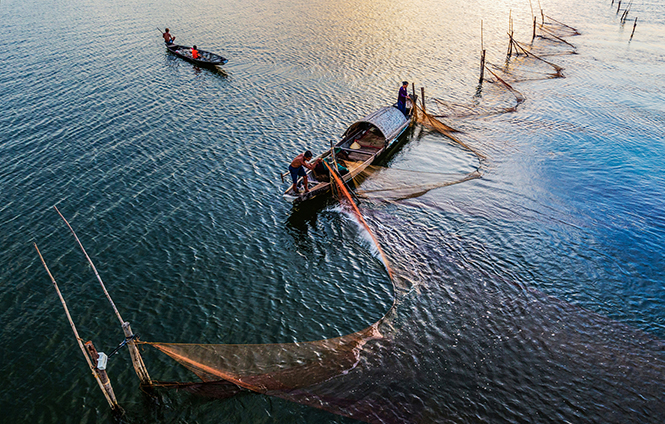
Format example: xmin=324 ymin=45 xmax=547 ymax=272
xmin=1 ymin=0 xmax=664 ymax=422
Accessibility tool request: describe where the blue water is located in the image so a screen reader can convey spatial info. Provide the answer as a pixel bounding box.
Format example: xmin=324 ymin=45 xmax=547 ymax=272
xmin=1 ymin=0 xmax=664 ymax=422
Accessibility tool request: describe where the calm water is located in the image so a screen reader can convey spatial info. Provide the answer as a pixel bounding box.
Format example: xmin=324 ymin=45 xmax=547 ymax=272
xmin=1 ymin=0 xmax=664 ymax=422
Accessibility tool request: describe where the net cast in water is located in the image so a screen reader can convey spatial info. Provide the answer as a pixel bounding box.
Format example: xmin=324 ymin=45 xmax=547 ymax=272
xmin=143 ymin=160 xmax=400 ymax=422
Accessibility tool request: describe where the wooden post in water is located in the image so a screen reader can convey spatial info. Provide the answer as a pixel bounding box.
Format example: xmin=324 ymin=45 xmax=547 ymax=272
xmin=507 ymin=12 xmax=514 ymax=57
xmin=54 ymin=206 xmax=152 ymax=386
xmin=630 ymin=17 xmax=637 ymax=40
xmin=479 ymin=50 xmax=486 ymax=84
xmin=532 ymin=16 xmax=537 ymax=41
xmin=122 ymin=322 xmax=152 ymax=385
xmin=85 ymin=341 xmax=119 ymax=408
xmin=411 ymin=82 xmax=417 ymax=121
xmin=479 ymin=20 xmax=485 ymax=85
xmin=34 ymin=244 xmax=121 ymax=413
xmin=420 ymin=87 xmax=426 ymax=115
xmin=617 ymin=1 xmax=621 ymax=14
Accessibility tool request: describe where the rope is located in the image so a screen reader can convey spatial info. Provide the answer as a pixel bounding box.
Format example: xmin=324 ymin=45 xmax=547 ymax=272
xmin=108 ymin=335 xmax=138 ymax=357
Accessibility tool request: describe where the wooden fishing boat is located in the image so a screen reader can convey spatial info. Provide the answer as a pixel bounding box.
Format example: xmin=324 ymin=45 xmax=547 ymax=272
xmin=283 ymin=98 xmax=415 ymax=204
xmin=166 ymin=44 xmax=228 ymax=66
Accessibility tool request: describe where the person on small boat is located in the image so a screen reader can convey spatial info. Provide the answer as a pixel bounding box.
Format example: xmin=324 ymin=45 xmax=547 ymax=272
xmin=289 ymin=150 xmax=320 ymax=193
xmin=397 ymin=81 xmax=410 ymax=116
xmin=162 ymin=28 xmax=176 ymax=45
xmin=191 ymin=45 xmax=200 ymax=59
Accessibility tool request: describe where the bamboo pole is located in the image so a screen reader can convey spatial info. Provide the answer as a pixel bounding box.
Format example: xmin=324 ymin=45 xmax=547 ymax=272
xmin=479 ymin=50 xmax=486 ymax=84
xmin=411 ymin=82 xmax=417 ymax=121
xmin=540 ymin=26 xmax=576 ymax=48
xmin=544 ymin=15 xmax=580 ymax=35
xmin=507 ymin=12 xmax=514 ymax=57
xmin=85 ymin=341 xmax=119 ymax=407
xmin=420 ymin=87 xmax=426 ymax=114
xmin=528 ymin=0 xmax=534 ymax=22
xmin=34 ymin=243 xmax=121 ymax=412
xmin=539 ymin=2 xmax=544 ymax=25
xmin=479 ymin=21 xmax=485 ymax=84
xmin=54 ymin=206 xmax=152 ymax=385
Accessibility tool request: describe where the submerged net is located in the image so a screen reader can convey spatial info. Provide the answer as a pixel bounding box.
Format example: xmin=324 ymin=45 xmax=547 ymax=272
xmin=345 ymin=103 xmax=484 ymax=203
xmin=147 ymin=324 xmax=383 ymax=393
xmin=356 ymin=166 xmax=482 ymax=203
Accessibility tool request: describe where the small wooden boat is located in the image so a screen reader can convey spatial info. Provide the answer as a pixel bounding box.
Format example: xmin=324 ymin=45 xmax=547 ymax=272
xmin=166 ymin=44 xmax=228 ymax=66
xmin=283 ymin=98 xmax=416 ymax=204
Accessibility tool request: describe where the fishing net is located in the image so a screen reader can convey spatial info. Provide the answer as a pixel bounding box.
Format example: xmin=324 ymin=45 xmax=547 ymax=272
xmin=146 ymin=324 xmax=383 ymax=393
xmin=433 ymin=15 xmax=577 ymax=119
xmin=343 ymin=103 xmax=484 ymax=203
xmin=356 ymin=166 xmax=482 ymax=203
xmin=142 ymin=161 xmax=399 ymax=422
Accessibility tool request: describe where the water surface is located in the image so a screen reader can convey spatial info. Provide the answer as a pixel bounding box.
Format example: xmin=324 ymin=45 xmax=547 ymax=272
xmin=1 ymin=0 xmax=663 ymax=422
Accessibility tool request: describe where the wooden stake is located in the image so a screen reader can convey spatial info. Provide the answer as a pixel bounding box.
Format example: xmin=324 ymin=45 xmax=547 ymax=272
xmin=481 ymin=19 xmax=484 ymax=51
xmin=34 ymin=243 xmax=121 ymax=412
xmin=54 ymin=206 xmax=152 ymax=386
xmin=85 ymin=341 xmax=119 ymax=408
xmin=123 ymin=322 xmax=152 ymax=385
xmin=411 ymin=83 xmax=417 ymax=121
xmin=479 ymin=50 xmax=486 ymax=84
xmin=420 ymin=87 xmax=426 ymax=114
xmin=617 ymin=1 xmax=621 ymax=14
xmin=479 ymin=20 xmax=485 ymax=85
xmin=532 ymin=16 xmax=537 ymax=41
xmin=507 ymin=12 xmax=514 ymax=57
xmin=528 ymin=0 xmax=534 ymax=22
xmin=630 ymin=17 xmax=637 ymax=40
xmin=540 ymin=3 xmax=544 ymax=25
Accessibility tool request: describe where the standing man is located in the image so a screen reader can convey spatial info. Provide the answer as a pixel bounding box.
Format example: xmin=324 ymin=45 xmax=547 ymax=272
xmin=397 ymin=81 xmax=409 ymax=116
xmin=289 ymin=150 xmax=319 ymax=194
xmin=162 ymin=28 xmax=176 ymax=45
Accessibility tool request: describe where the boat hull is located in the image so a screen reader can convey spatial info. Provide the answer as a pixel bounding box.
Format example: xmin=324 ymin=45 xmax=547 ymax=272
xmin=283 ymin=103 xmax=414 ymax=204
xmin=166 ymin=44 xmax=228 ymax=66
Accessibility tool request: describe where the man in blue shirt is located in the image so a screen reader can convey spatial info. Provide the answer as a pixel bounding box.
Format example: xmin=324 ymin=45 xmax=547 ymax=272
xmin=397 ymin=81 xmax=409 ymax=116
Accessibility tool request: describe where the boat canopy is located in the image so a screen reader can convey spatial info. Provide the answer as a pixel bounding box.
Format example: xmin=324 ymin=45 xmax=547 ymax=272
xmin=343 ymin=106 xmax=408 ymax=142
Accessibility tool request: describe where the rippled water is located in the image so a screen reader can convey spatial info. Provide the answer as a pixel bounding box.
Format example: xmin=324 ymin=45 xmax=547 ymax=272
xmin=1 ymin=0 xmax=664 ymax=422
